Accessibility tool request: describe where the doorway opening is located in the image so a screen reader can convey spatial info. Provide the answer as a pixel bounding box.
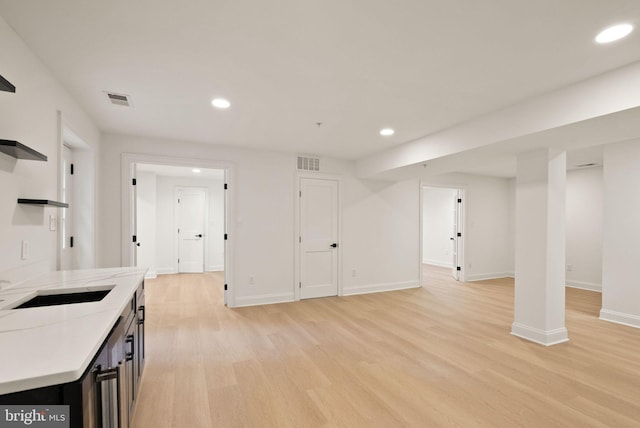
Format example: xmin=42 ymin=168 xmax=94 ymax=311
xmin=122 ymin=154 xmax=235 ymax=307
xmin=58 ymin=117 xmax=96 ymax=270
xmin=420 ymin=185 xmax=465 ymax=286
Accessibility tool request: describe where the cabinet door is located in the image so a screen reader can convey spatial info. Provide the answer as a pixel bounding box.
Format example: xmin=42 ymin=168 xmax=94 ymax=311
xmin=124 ymin=317 xmax=136 ymax=426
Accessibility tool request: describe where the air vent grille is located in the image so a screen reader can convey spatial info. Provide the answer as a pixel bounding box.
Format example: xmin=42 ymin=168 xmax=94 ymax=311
xmin=104 ymin=91 xmax=132 ymax=107
xmin=297 ymin=156 xmax=320 ymax=171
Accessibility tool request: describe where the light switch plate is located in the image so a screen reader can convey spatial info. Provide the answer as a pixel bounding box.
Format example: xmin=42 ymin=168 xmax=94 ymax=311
xmin=49 ymin=215 xmax=57 ymax=231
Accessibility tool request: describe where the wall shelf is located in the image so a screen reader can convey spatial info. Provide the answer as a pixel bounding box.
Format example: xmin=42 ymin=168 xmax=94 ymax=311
xmin=0 ymin=74 xmax=16 ymax=93
xmin=17 ymin=199 xmax=69 ymax=208
xmin=0 ymin=140 xmax=47 ymax=161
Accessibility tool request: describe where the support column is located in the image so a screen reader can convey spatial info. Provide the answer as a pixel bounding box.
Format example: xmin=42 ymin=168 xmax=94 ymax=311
xmin=600 ymin=140 xmax=640 ymax=327
xmin=512 ymin=149 xmax=569 ymax=346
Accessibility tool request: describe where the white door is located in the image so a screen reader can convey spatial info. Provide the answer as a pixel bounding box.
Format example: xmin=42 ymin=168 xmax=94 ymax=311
xmin=60 ymin=145 xmax=74 ymax=270
xmin=299 ymin=178 xmax=339 ymax=299
xmin=452 ymin=191 xmax=462 ymax=280
xmin=177 ymin=188 xmax=206 ymax=273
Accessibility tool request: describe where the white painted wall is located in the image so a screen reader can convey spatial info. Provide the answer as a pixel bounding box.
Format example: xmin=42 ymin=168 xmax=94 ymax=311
xmin=99 ymin=134 xmax=421 ymax=306
xmin=422 ymin=187 xmax=457 ymax=267
xmin=565 ymin=167 xmax=603 ymax=291
xmin=136 ymin=171 xmax=157 ymax=278
xmin=341 ymin=178 xmax=421 ymax=295
xmin=420 ymin=173 xmax=513 ymax=281
xmin=154 ymin=174 xmax=224 ymax=275
xmin=0 ymin=16 xmax=99 ymax=284
xmin=601 ymin=139 xmax=640 ymax=328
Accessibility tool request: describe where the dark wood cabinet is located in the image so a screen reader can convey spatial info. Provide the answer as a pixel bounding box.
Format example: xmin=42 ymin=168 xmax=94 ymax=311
xmin=0 ymin=280 xmax=146 ymax=428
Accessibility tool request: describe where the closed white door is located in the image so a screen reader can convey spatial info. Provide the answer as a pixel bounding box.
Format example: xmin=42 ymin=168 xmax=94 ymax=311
xmin=177 ymin=188 xmax=206 ymax=273
xmin=299 ymin=178 xmax=339 ymax=299
xmin=60 ymin=145 xmax=74 ymax=270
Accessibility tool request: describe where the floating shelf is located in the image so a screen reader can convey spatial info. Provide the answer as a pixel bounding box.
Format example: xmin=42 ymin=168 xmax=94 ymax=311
xmin=17 ymin=199 xmax=69 ymax=208
xmin=0 ymin=74 xmax=16 ymax=93
xmin=0 ymin=140 xmax=47 ymax=161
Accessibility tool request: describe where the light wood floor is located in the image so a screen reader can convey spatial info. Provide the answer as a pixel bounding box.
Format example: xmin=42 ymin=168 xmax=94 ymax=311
xmin=132 ymin=267 xmax=640 ymax=427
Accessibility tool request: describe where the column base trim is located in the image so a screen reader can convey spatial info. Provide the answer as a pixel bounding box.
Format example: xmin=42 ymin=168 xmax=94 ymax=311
xmin=511 ymin=322 xmax=569 ymax=346
xmin=599 ymin=309 xmax=640 ymax=328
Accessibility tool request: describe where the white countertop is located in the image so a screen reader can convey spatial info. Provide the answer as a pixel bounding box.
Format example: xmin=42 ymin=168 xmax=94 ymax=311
xmin=0 ymin=267 xmax=147 ymax=395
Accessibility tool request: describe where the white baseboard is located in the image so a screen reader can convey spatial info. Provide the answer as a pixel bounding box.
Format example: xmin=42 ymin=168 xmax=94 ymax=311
xmin=207 ymin=265 xmax=224 ymax=272
xmin=566 ymin=280 xmax=601 ymax=292
xmin=342 ymin=280 xmax=420 ymax=297
xmin=466 ymin=272 xmax=514 ymax=282
xmin=511 ymin=322 xmax=569 ymax=346
xmin=156 ymin=267 xmax=176 ymax=275
xmin=599 ymin=309 xmax=640 ymax=328
xmin=235 ymin=292 xmax=294 ymax=307
xmin=144 ymin=269 xmax=158 ymax=279
xmin=422 ymin=259 xmax=452 ymax=268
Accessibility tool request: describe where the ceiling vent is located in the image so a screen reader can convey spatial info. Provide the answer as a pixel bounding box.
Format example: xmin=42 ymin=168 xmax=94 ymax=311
xmin=297 ymin=156 xmax=320 ymax=172
xmin=104 ymin=91 xmax=132 ymax=107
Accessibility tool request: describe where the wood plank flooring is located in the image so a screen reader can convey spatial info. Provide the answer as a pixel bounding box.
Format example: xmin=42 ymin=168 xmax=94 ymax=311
xmin=132 ymin=267 xmax=640 ymax=427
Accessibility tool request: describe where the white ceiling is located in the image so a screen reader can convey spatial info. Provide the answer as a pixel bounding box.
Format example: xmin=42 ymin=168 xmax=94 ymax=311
xmin=1 ymin=0 xmax=640 ymax=174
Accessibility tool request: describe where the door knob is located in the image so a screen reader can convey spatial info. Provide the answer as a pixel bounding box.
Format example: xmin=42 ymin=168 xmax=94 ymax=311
xmin=195 ymin=234 xmax=203 ymax=238
xmin=136 ymin=243 xmax=141 ymax=247
xmin=330 ymin=243 xmax=338 ymax=248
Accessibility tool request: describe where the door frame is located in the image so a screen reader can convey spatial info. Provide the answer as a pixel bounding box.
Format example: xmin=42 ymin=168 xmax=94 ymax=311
xmin=121 ymin=153 xmax=236 ymax=307
xmin=57 ymin=111 xmax=97 ymax=270
xmin=174 ymin=186 xmax=208 ymax=274
xmin=294 ymin=172 xmax=342 ymax=301
xmin=419 ymin=182 xmax=467 ymax=286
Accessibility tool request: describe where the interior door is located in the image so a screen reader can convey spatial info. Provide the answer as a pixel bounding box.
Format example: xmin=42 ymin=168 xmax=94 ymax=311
xmin=299 ymin=177 xmax=339 ymax=299
xmin=452 ymin=190 xmax=462 ymax=280
xmin=177 ymin=188 xmax=206 ymax=273
xmin=60 ymin=145 xmax=74 ymax=270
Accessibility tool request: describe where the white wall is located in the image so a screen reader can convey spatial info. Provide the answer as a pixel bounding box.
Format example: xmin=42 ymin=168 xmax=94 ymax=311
xmin=601 ymin=139 xmax=640 ymax=328
xmin=565 ymin=167 xmax=603 ymax=291
xmin=420 ymin=173 xmax=513 ymax=281
xmin=422 ymin=187 xmax=457 ymax=267
xmin=0 ymin=16 xmax=100 ymax=284
xmin=136 ymin=171 xmax=157 ymax=278
xmin=154 ymin=174 xmax=224 ymax=274
xmin=99 ymin=134 xmax=420 ymax=306
xmin=341 ymin=178 xmax=421 ymax=295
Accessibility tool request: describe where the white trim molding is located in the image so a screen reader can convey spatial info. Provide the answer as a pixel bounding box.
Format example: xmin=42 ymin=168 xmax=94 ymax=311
xmin=566 ymin=280 xmax=602 ymax=292
xmin=235 ymin=293 xmax=294 ymax=307
xmin=466 ymin=272 xmax=514 ymax=282
xmin=342 ymin=281 xmax=420 ymax=297
xmin=207 ymin=265 xmax=224 ymax=272
xmin=599 ymin=309 xmax=640 ymax=328
xmin=511 ymin=323 xmax=569 ymax=346
xmin=422 ymin=259 xmax=452 ymax=268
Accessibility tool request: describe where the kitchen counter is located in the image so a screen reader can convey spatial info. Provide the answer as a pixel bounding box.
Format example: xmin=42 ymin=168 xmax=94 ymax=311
xmin=0 ymin=267 xmax=147 ymax=395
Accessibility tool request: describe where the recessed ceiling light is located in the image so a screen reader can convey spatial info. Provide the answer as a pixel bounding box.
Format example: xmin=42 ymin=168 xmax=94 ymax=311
xmin=211 ymin=98 xmax=231 ymax=109
xmin=192 ymin=168 xmax=201 ymax=173
xmin=380 ymin=128 xmax=395 ymax=136
xmin=595 ymin=23 xmax=633 ymax=44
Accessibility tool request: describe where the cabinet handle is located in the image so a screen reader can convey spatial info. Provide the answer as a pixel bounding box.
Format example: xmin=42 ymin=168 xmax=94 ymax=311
xmin=95 ymin=365 xmax=120 ymax=427
xmin=137 ymin=305 xmax=145 ymax=324
xmin=126 ymin=334 xmax=134 ymax=361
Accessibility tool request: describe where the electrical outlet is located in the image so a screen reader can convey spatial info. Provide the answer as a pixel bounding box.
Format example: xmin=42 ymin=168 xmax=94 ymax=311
xmin=49 ymin=215 xmax=57 ymax=231
xmin=567 ymin=264 xmax=573 ymax=272
xmin=21 ymin=240 xmax=29 ymax=260
xmin=351 ymin=269 xmax=356 ymax=277
xmin=249 ymin=276 xmax=254 ymax=285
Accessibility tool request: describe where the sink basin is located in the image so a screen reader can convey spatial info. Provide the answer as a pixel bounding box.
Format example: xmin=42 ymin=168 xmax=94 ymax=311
xmin=14 ymin=286 xmax=114 ymax=309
